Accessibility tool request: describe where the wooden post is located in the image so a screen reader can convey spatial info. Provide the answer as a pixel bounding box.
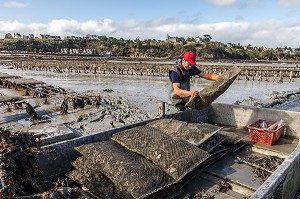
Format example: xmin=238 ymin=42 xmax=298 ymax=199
xmin=245 ymin=70 xmax=249 ymax=80
xmin=157 ymin=101 xmax=166 ymax=117
xmin=258 ymin=70 xmax=262 ymax=81
xmin=279 ymin=71 xmax=283 ymax=83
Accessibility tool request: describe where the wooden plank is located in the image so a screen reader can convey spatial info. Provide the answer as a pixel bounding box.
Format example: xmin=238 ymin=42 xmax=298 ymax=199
xmin=204 ymin=147 xmax=263 ymax=190
xmin=176 ymin=171 xmax=248 ymax=199
xmin=250 ymin=136 xmax=298 ymax=156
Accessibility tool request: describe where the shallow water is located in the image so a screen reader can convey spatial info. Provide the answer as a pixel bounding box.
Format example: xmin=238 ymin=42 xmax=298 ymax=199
xmin=1 ymin=66 xmax=300 ymax=114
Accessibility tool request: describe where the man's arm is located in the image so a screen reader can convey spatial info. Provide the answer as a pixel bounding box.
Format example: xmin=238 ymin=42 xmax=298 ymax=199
xmin=190 ymin=65 xmax=218 ymax=81
xmin=198 ymin=73 xmax=219 ymax=81
xmin=172 ymin=83 xmax=194 ymax=98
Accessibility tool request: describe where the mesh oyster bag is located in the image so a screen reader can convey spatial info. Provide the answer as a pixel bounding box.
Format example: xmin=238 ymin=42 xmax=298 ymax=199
xmin=186 ymin=66 xmax=242 ymax=109
xmin=75 ymin=140 xmax=174 ymax=199
xmin=66 ymin=156 xmax=131 ymax=199
xmin=111 ymin=125 xmax=210 ymax=181
xmin=147 ymin=119 xmax=222 ymax=146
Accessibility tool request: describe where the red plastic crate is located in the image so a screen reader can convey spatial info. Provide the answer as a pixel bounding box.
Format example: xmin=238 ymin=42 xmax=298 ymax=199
xmin=247 ymin=120 xmax=285 ymax=146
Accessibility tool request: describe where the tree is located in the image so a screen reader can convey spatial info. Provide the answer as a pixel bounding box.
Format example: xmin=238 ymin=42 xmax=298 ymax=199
xmin=98 ymin=35 xmax=108 ymax=42
xmin=186 ymin=37 xmax=195 ymax=43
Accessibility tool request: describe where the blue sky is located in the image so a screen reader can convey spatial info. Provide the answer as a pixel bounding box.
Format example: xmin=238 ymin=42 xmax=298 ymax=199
xmin=1 ymin=0 xmax=300 ymax=48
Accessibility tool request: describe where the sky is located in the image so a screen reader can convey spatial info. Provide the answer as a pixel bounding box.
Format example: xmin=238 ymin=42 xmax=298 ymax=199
xmin=1 ymin=0 xmax=300 ymax=48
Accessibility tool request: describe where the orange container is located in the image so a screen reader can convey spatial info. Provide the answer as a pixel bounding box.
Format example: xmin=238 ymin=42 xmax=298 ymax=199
xmin=247 ymin=120 xmax=285 ymax=146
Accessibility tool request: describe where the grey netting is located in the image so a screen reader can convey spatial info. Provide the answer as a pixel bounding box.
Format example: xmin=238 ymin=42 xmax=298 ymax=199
xmin=187 ymin=66 xmax=242 ymax=109
xmin=111 ymin=125 xmax=210 ymax=181
xmin=75 ymin=140 xmax=174 ymax=199
xmin=147 ymin=119 xmax=222 ymax=146
xmin=66 ymin=156 xmax=130 ymax=199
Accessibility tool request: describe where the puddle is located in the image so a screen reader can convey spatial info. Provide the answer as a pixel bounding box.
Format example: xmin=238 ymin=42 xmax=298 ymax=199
xmin=17 ymin=117 xmax=31 ymax=126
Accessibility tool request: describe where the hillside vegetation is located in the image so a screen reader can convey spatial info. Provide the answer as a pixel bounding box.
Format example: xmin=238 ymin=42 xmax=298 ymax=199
xmin=1 ymin=36 xmax=300 ymax=61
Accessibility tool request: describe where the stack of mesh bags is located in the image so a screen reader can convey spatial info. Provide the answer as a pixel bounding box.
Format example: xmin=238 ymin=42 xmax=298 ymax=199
xmin=67 ymin=119 xmax=224 ymax=198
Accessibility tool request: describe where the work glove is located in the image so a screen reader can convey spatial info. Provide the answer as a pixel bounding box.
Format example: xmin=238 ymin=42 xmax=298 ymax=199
xmin=207 ymin=74 xmax=219 ymax=81
xmin=190 ymin=90 xmax=199 ymax=99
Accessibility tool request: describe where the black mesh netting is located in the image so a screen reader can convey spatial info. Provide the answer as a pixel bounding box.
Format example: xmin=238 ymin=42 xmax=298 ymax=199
xmin=147 ymin=119 xmax=222 ymax=146
xmin=111 ymin=125 xmax=210 ymax=181
xmin=74 ymin=140 xmax=175 ymax=199
xmin=66 ymin=156 xmax=131 ymax=199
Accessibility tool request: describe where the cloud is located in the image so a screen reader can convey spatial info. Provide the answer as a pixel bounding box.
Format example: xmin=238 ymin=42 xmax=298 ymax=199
xmin=278 ymin=0 xmax=300 ymax=7
xmin=1 ymin=1 xmax=27 ymax=8
xmin=118 ymin=18 xmax=139 ymax=28
xmin=149 ymin=20 xmax=300 ymax=48
xmin=208 ymin=20 xmax=300 ymax=48
xmin=206 ymin=0 xmax=238 ymax=6
xmin=206 ymin=0 xmax=260 ymax=8
xmin=15 ymin=19 xmax=116 ymax=37
xmin=1 ymin=18 xmax=300 ymax=48
xmin=0 ymin=20 xmax=27 ymax=31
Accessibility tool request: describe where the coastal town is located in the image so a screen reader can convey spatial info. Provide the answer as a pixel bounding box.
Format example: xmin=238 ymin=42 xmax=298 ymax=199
xmin=1 ymin=33 xmax=300 ymax=62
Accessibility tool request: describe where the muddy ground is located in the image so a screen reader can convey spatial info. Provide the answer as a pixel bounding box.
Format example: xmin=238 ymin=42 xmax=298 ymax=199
xmin=2 ymin=78 xmax=299 ymax=146
xmin=1 ymin=56 xmax=300 ymax=144
xmin=0 ymin=86 xmax=154 ymax=145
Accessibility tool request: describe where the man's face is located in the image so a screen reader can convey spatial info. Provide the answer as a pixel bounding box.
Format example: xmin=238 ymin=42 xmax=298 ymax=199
xmin=182 ymin=59 xmax=193 ymax=70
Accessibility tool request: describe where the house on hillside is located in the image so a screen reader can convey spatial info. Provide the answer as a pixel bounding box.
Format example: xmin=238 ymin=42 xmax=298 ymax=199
xmin=86 ymin=34 xmax=99 ymax=40
xmin=49 ymin=35 xmax=61 ymax=39
xmin=166 ymin=34 xmax=178 ymax=43
xmin=102 ymin=51 xmax=112 ymax=57
xmin=39 ymin=34 xmax=61 ymax=39
xmin=22 ymin=34 xmax=35 ymax=40
xmin=29 ymin=34 xmax=35 ymax=39
xmin=23 ymin=35 xmax=29 ymax=40
xmin=60 ymin=48 xmax=97 ymax=55
xmin=195 ymin=36 xmax=203 ymax=43
xmin=84 ymin=48 xmax=97 ymax=54
xmin=14 ymin=33 xmax=22 ymax=39
xmin=64 ymin=36 xmax=82 ymax=40
xmin=39 ymin=34 xmax=48 ymax=39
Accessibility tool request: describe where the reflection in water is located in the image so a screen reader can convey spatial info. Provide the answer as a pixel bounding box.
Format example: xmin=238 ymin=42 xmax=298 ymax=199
xmin=1 ymin=67 xmax=300 ymax=114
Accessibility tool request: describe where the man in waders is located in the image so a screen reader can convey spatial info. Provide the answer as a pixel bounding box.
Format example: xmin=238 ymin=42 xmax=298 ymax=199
xmin=169 ymin=51 xmax=219 ymax=111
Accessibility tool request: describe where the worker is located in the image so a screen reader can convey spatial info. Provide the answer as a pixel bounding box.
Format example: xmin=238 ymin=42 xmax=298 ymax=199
xmin=169 ymin=51 xmax=219 ymax=111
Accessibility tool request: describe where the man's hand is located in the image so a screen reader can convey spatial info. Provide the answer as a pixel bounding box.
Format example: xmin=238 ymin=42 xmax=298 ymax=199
xmin=190 ymin=90 xmax=199 ymax=99
xmin=207 ymin=74 xmax=219 ymax=81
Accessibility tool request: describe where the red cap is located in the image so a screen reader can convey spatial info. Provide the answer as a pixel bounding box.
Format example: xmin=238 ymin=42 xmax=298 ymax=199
xmin=183 ymin=51 xmax=196 ymax=65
